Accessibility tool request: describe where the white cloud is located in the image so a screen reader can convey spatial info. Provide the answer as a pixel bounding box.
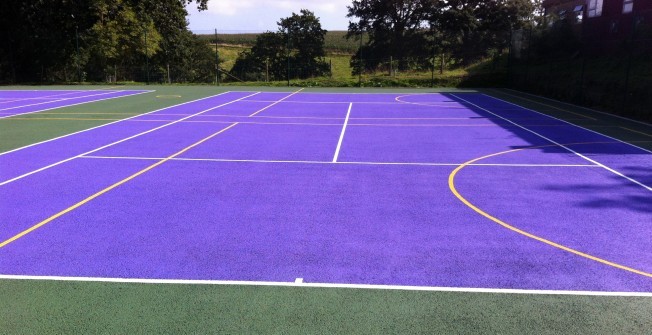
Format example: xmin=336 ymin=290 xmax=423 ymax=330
xmin=187 ymin=0 xmax=352 ymax=31
xmin=204 ymin=0 xmax=350 ymax=16
xmin=205 ymin=0 xmax=255 ymax=16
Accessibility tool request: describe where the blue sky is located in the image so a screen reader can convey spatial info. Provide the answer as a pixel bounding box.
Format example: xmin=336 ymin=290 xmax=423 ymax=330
xmin=186 ymin=0 xmax=352 ymax=33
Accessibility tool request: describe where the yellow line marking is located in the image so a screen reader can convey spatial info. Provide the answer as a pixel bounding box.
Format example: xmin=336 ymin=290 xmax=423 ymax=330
xmin=448 ymin=142 xmax=652 ymax=278
xmin=0 ymin=123 xmax=239 ymax=249
xmin=488 ymin=89 xmax=596 ymax=121
xmin=621 ymin=127 xmax=652 ymax=138
xmin=248 ymin=88 xmax=304 ymax=117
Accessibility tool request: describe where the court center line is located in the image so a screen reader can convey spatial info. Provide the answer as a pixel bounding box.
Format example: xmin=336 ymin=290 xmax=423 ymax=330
xmin=0 ymin=91 xmax=232 ymax=157
xmin=80 ymin=155 xmax=600 ymax=168
xmin=247 ymin=88 xmax=304 ymax=117
xmin=0 ymin=123 xmax=240 ymax=249
xmin=448 ymin=143 xmax=652 ymax=278
xmin=480 ymin=93 xmax=652 ymax=155
xmin=451 ymin=94 xmax=652 ymax=192
xmin=0 ymin=92 xmax=260 ymax=186
xmin=1 ymin=275 xmax=650 ymax=297
xmin=332 ymin=103 xmax=353 ymax=163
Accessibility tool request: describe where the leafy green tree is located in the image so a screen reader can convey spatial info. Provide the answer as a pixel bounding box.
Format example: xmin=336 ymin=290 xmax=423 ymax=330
xmin=231 ymin=10 xmax=329 ymax=81
xmin=0 ymin=0 xmax=212 ymax=83
xmin=279 ymin=9 xmax=329 ymax=78
xmin=347 ymin=0 xmax=431 ymax=73
xmin=87 ymin=0 xmax=161 ymax=81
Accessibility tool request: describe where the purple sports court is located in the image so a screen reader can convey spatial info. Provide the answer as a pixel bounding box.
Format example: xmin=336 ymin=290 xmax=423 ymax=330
xmin=0 ymin=90 xmax=650 ymax=293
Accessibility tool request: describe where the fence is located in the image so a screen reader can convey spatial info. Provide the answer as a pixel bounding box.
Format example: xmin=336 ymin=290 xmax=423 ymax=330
xmin=507 ymin=12 xmax=652 ymax=122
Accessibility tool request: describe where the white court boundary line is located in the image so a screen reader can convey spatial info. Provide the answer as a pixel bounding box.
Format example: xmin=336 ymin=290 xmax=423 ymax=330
xmin=481 ymin=93 xmax=652 ymax=155
xmin=247 ymin=88 xmax=304 ymax=116
xmin=80 ymin=155 xmax=599 ymax=168
xmin=332 ymin=103 xmax=353 ymax=162
xmin=0 ymin=91 xmax=238 ymax=157
xmin=0 ymin=90 xmax=143 ymax=112
xmin=451 ymin=94 xmax=652 ymax=192
xmin=0 ymin=90 xmax=153 ymax=120
xmin=0 ymin=274 xmax=649 ymax=296
xmin=0 ymin=90 xmax=103 ymax=104
xmin=501 ymin=88 xmax=652 ymax=128
xmin=0 ymin=92 xmax=260 ymax=186
xmin=242 ymin=99 xmax=469 ymax=107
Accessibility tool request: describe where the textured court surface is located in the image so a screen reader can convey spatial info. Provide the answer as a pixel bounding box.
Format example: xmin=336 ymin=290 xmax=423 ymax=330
xmin=1 ymin=90 xmax=650 ymax=295
xmin=0 ymin=89 xmax=150 ymax=119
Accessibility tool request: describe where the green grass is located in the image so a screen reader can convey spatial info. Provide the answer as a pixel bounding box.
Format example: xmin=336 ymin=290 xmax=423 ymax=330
xmin=1 ymin=85 xmax=650 ymax=333
xmin=200 ymin=31 xmax=361 ymax=54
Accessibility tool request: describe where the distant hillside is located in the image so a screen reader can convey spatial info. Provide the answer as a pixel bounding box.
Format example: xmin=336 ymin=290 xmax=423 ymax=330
xmin=197 ymin=31 xmax=360 ymax=54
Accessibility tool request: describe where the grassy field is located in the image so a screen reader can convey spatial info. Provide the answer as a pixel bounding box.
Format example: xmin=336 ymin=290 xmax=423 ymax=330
xmin=1 ymin=85 xmax=651 ymax=333
xmin=199 ymin=31 xmax=360 ymax=54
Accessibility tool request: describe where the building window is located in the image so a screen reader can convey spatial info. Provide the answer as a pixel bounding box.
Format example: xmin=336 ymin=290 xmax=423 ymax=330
xmin=623 ymin=0 xmax=634 ymax=14
xmin=588 ymin=0 xmax=603 ymax=17
xmin=574 ymin=5 xmax=584 ymax=23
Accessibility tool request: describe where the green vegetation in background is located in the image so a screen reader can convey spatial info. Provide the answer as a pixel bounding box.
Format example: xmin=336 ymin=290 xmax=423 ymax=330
xmin=198 ymin=31 xmax=361 ymax=54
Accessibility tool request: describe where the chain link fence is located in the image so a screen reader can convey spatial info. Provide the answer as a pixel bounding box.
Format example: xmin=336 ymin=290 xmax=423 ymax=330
xmin=507 ymin=10 xmax=652 ymax=122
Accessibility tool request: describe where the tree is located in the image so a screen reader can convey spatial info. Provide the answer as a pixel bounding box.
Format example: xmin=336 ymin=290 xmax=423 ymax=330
xmin=231 ymin=10 xmax=329 ymax=81
xmin=347 ymin=0 xmax=432 ymax=72
xmin=0 ymin=0 xmax=213 ymax=83
xmin=279 ymin=9 xmax=329 ymax=79
xmin=346 ymin=0 xmax=537 ymax=73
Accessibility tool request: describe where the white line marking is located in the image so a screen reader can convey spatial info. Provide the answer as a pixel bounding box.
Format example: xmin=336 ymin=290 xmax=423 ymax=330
xmin=451 ymin=94 xmax=652 ymax=191
xmin=80 ymin=155 xmax=599 ymax=168
xmin=128 ymin=119 xmax=342 ymax=126
xmin=0 ymin=275 xmax=649 ymax=296
xmin=295 ymin=278 xmax=303 ymax=283
xmin=242 ymin=99 xmax=469 ymax=107
xmin=333 ymin=103 xmax=353 ymax=163
xmin=482 ymin=93 xmax=652 ymax=155
xmin=0 ymin=90 xmax=101 ymax=104
xmin=0 ymin=90 xmax=138 ymax=112
xmin=247 ymin=88 xmax=304 ymax=117
xmin=0 ymin=91 xmax=233 ymax=157
xmin=0 ymin=92 xmax=260 ymax=186
xmin=502 ymin=88 xmax=652 ymax=128
xmin=0 ymin=90 xmax=153 ymax=120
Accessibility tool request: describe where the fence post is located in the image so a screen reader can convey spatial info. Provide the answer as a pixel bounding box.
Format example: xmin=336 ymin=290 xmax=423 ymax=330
xmin=75 ymin=25 xmax=81 ymax=82
xmin=578 ymin=57 xmax=586 ymax=102
xmin=144 ymin=26 xmax=149 ymax=85
xmin=358 ymin=31 xmax=363 ymax=87
xmin=214 ymin=29 xmax=220 ymax=86
xmin=287 ymin=28 xmax=291 ymax=87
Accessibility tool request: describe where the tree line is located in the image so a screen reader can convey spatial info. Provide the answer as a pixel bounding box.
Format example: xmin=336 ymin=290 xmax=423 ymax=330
xmin=0 ymin=0 xmax=539 ymax=84
xmin=0 ymin=0 xmax=215 ymax=83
